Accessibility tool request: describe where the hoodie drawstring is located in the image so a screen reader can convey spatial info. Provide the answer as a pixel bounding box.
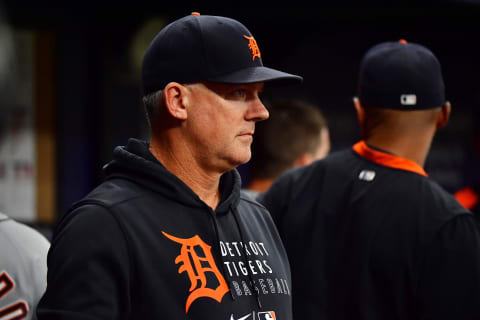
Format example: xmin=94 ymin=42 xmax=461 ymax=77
xmin=231 ymin=205 xmax=263 ymax=309
xmin=208 ymin=202 xmax=263 ymax=309
xmin=210 ymin=210 xmax=236 ymax=301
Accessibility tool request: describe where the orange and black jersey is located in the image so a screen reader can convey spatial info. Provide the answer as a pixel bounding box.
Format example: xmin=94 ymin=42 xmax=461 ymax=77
xmin=259 ymin=141 xmax=480 ymax=320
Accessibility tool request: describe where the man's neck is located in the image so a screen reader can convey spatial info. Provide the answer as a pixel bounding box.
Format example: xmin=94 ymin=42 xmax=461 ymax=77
xmin=364 ymin=134 xmax=434 ymax=168
xmin=149 ymin=138 xmax=222 ymax=210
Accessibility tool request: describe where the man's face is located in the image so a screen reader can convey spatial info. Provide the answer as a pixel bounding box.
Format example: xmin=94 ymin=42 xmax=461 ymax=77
xmin=184 ymin=81 xmax=268 ymax=173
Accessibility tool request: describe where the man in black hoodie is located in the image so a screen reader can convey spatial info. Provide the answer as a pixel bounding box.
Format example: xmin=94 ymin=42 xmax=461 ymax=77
xmin=37 ymin=13 xmax=302 ymax=320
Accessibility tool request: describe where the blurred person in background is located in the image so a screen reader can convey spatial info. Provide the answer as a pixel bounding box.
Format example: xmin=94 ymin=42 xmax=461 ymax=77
xmin=453 ymin=112 xmax=480 ymax=221
xmin=454 ymin=182 xmax=480 ymax=220
xmin=0 ymin=5 xmax=50 ymax=320
xmin=244 ymin=98 xmax=330 ymax=198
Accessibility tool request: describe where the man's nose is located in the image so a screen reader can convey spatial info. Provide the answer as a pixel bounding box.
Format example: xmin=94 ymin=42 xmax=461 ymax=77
xmin=247 ymin=98 xmax=269 ymax=122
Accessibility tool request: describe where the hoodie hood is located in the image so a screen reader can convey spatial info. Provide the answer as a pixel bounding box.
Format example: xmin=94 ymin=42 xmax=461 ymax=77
xmin=103 ymin=138 xmax=241 ymax=213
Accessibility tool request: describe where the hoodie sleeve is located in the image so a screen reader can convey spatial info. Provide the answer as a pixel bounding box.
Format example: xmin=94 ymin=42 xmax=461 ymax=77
xmin=417 ymin=213 xmax=480 ymax=319
xmin=37 ymin=204 xmax=131 ymax=320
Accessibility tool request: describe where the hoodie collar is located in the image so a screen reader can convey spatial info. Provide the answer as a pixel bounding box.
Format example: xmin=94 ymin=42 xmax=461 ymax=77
xmin=103 ymin=138 xmax=241 ymax=213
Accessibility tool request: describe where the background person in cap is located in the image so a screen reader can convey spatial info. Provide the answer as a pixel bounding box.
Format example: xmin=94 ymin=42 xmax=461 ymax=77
xmin=243 ymin=98 xmax=330 ymax=199
xmin=258 ymin=40 xmax=480 ymax=319
xmin=37 ymin=13 xmax=301 ymax=320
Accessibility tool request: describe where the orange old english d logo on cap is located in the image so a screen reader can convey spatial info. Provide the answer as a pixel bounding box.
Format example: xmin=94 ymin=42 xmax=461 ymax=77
xmin=243 ymin=35 xmax=261 ymax=61
xmin=162 ymin=231 xmax=229 ymax=313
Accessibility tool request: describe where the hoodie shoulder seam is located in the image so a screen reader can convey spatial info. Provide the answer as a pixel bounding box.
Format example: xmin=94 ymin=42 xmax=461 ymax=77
xmin=239 ymin=195 xmax=267 ymax=210
xmin=109 ymin=193 xmax=144 ymax=209
xmin=77 ymin=192 xmax=143 ymax=210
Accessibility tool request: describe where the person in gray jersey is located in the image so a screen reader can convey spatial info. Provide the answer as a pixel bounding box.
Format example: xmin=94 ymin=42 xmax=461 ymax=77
xmin=0 ymin=6 xmax=50 ymax=320
xmin=0 ymin=213 xmax=50 ymax=320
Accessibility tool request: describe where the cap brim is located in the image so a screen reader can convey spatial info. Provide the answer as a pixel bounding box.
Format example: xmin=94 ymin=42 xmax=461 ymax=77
xmin=207 ymin=66 xmax=303 ymax=85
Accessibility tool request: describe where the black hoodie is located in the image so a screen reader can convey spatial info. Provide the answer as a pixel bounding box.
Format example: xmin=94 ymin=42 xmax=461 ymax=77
xmin=37 ymin=139 xmax=292 ymax=320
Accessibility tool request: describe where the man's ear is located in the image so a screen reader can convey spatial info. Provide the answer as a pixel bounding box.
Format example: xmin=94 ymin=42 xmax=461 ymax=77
xmin=436 ymin=101 xmax=451 ymax=130
xmin=163 ymin=82 xmax=189 ymax=120
xmin=353 ymin=97 xmax=365 ymax=127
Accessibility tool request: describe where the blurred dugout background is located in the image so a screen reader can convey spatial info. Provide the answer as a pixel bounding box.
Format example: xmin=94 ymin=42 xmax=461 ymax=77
xmin=0 ymin=1 xmax=479 ymax=240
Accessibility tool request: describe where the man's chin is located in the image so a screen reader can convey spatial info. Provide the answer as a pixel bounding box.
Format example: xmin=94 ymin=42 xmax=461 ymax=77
xmin=225 ymin=152 xmax=251 ymax=170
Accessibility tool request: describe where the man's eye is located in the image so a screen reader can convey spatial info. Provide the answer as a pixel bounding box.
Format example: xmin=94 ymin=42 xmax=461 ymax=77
xmin=233 ymin=89 xmax=246 ymax=97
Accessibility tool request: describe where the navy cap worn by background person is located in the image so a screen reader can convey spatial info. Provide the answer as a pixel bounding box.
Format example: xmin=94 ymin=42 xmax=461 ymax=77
xmin=358 ymin=40 xmax=446 ymax=110
xmin=141 ymin=13 xmax=303 ymax=95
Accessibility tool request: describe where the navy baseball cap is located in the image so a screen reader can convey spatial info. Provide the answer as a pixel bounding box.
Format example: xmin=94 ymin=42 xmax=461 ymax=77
xmin=141 ymin=13 xmax=303 ymax=95
xmin=358 ymin=40 xmax=446 ymax=110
